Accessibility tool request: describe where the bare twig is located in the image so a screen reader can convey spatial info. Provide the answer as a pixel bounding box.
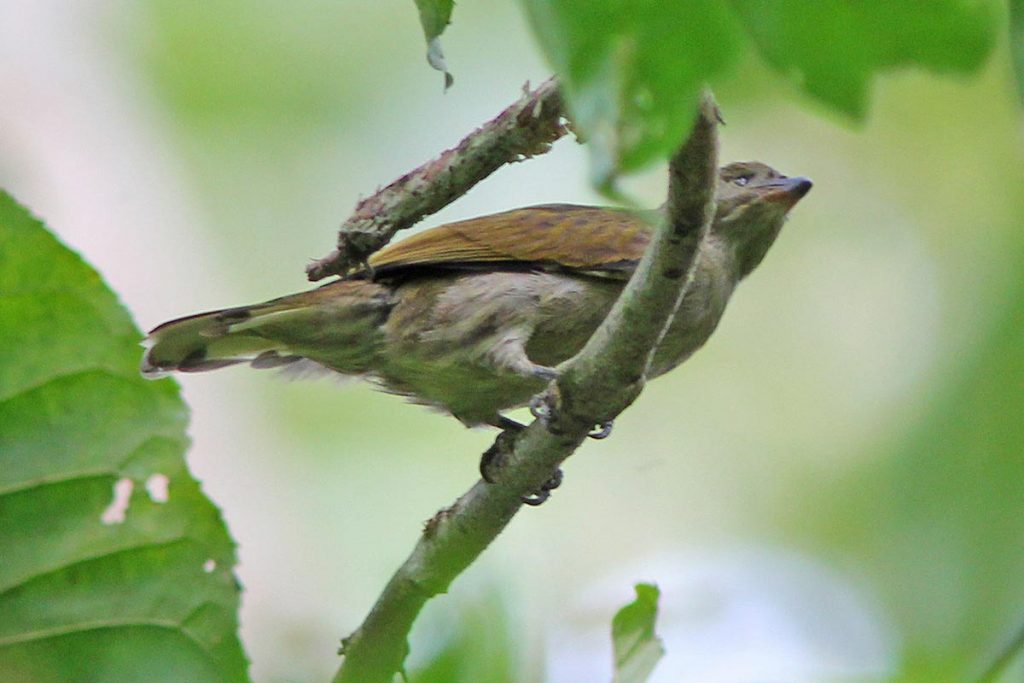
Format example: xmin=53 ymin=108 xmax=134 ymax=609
xmin=306 ymin=77 xmax=568 ymax=281
xmin=333 ymin=95 xmax=720 ymax=683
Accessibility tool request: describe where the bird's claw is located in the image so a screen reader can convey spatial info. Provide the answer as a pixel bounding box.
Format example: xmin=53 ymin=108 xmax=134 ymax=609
xmin=479 ymin=444 xmax=501 ymax=484
xmin=588 ymin=420 xmax=614 ymax=439
xmin=531 ymin=395 xmax=611 ymax=440
xmin=521 ymin=468 xmax=563 ymax=506
xmin=529 ymin=394 xmax=549 ymax=421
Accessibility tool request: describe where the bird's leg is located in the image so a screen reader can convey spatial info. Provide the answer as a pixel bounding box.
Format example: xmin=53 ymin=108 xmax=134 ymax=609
xmin=495 ymin=415 xmax=527 ymax=431
xmin=479 ymin=417 xmax=524 ymax=483
xmin=488 ymin=334 xmax=558 ymax=382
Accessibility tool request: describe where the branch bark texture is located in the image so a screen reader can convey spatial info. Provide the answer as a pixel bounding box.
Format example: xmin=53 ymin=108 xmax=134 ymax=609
xmin=307 ymin=77 xmax=568 ymax=281
xmin=333 ymin=94 xmax=720 ymax=683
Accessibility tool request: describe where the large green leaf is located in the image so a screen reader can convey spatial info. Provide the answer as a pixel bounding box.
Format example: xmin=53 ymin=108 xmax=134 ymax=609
xmin=0 ymin=192 xmax=247 ymax=683
xmin=729 ymin=0 xmax=997 ymax=119
xmin=611 ymin=583 xmax=664 ymax=683
xmin=521 ymin=0 xmax=998 ymax=184
xmin=521 ymin=0 xmax=742 ymax=186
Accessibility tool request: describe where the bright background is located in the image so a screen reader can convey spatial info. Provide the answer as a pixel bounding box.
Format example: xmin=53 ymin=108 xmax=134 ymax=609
xmin=2 ymin=2 xmax=1023 ymax=681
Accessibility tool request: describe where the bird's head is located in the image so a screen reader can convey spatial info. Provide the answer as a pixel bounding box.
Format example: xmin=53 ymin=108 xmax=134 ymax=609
xmin=713 ymin=161 xmax=812 ymax=278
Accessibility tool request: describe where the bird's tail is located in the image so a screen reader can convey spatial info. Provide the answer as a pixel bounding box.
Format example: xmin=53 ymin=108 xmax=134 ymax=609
xmin=140 ymin=279 xmax=393 ymax=378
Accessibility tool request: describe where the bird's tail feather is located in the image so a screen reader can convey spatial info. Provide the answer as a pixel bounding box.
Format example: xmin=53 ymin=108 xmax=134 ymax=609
xmin=141 ymin=304 xmax=296 ymax=377
xmin=140 ymin=280 xmax=393 ymax=378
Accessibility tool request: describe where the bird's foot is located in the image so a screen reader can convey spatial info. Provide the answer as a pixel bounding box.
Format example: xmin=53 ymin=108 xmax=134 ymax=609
xmin=480 ymin=416 xmax=564 ymax=506
xmin=521 ymin=468 xmax=563 ymax=506
xmin=531 ymin=364 xmax=559 ymax=382
xmin=530 ymin=394 xmax=613 ymax=440
xmin=528 ymin=393 xmax=550 ymax=422
xmin=479 ymin=421 xmax=523 ymax=483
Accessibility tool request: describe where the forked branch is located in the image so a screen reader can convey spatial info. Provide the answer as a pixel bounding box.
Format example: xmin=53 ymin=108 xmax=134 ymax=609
xmin=332 ymin=90 xmax=720 ymax=683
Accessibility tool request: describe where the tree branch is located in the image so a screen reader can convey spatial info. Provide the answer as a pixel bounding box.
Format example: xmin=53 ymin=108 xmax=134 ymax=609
xmin=333 ymin=94 xmax=720 ymax=683
xmin=306 ymin=77 xmax=568 ymax=282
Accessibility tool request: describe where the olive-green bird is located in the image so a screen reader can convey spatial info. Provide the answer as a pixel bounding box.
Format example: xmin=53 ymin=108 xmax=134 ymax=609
xmin=142 ymin=161 xmax=811 ymax=428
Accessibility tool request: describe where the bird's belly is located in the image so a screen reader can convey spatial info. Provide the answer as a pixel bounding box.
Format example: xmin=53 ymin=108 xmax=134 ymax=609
xmin=372 ymin=263 xmax=732 ymax=423
xmin=376 ymin=358 xmax=545 ymax=425
xmin=376 ymin=271 xmax=622 ymax=424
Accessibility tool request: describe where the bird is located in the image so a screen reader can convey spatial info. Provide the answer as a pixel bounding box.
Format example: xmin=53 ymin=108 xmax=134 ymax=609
xmin=141 ymin=161 xmax=811 ymax=431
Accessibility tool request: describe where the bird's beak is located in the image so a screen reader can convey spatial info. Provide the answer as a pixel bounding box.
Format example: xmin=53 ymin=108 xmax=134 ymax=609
xmin=763 ymin=177 xmax=813 ymax=210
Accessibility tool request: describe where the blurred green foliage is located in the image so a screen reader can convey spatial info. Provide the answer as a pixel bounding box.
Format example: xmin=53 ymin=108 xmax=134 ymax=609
xmin=803 ymin=241 xmax=1024 ymax=681
xmin=731 ymin=1 xmax=996 ymax=117
xmin=522 ymin=0 xmax=743 ymax=185
xmin=0 ymin=194 xmax=246 ymax=682
xmin=1012 ymin=0 xmax=1024 ymax=101
xmin=521 ymin=0 xmax=998 ymax=186
xmin=414 ymin=0 xmax=455 ymax=88
xmin=611 ymin=584 xmax=664 ymax=683
xmin=408 ymin=594 xmax=517 ymax=683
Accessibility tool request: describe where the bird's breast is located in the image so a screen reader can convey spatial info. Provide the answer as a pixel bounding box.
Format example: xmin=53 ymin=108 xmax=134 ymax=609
xmin=648 ymin=243 xmax=737 ymax=377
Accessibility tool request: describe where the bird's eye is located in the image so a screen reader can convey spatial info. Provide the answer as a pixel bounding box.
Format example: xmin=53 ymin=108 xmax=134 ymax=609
xmin=733 ymin=175 xmax=751 ymax=187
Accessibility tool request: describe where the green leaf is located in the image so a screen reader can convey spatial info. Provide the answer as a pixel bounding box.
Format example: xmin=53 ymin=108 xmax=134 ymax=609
xmin=414 ymin=0 xmax=456 ymax=89
xmin=611 ymin=583 xmax=664 ymax=683
xmin=0 ymin=192 xmax=248 ymax=683
xmin=521 ymin=0 xmax=997 ymax=184
xmin=729 ymin=0 xmax=998 ymax=119
xmin=1011 ymin=0 xmax=1024 ymax=104
xmin=521 ymin=0 xmax=742 ymax=185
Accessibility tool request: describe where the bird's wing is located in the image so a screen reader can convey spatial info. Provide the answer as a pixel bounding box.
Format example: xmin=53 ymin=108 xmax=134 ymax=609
xmin=367 ymin=204 xmax=654 ymax=277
